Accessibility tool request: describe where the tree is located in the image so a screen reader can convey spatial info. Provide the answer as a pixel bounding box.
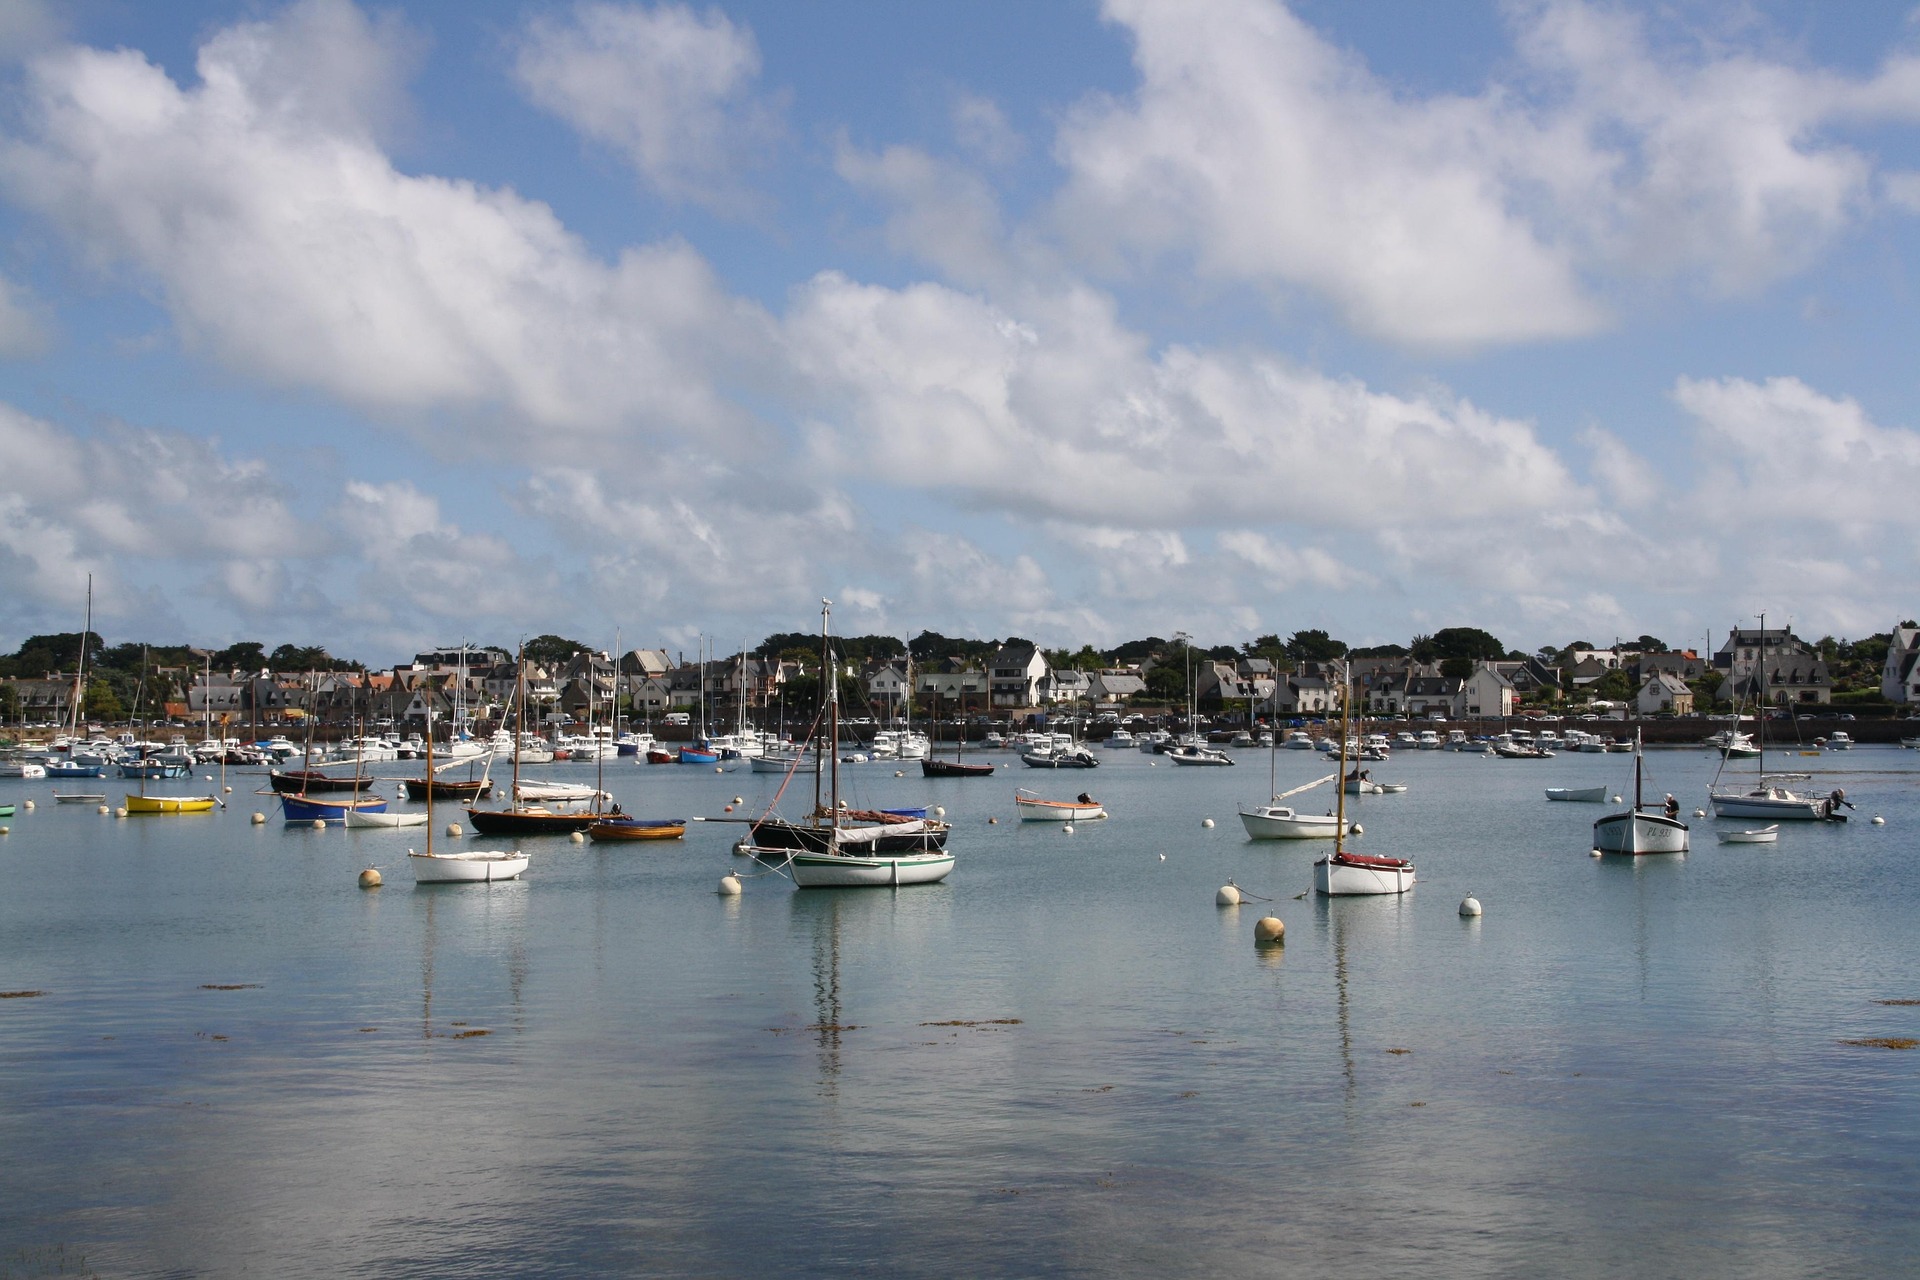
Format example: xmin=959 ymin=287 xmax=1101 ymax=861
xmin=82 ymin=677 xmax=123 ymax=722
xmin=1285 ymin=630 xmax=1346 ymax=664
xmin=1422 ymin=627 xmax=1505 ymax=663
xmin=213 ymin=641 xmax=267 ymax=672
xmin=1241 ymin=634 xmax=1283 ymax=659
xmin=1635 ymin=634 xmax=1668 ymax=653
xmin=524 ymin=634 xmax=591 ymax=665
xmin=0 ymin=682 xmax=18 ymax=724
xmin=1145 ymin=663 xmax=1187 ymax=701
xmin=1439 ymin=656 xmax=1474 ymax=682
xmin=1349 ymin=643 xmax=1408 ymax=659
xmin=1106 ymin=636 xmax=1167 ymax=666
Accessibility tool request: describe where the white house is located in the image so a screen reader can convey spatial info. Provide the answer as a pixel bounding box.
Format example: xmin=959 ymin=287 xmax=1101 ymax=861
xmin=1636 ymin=672 xmax=1695 ymax=716
xmin=1884 ymin=625 xmax=1920 ymax=704
xmin=1456 ymin=664 xmax=1516 ymax=718
xmin=988 ymin=643 xmax=1049 ymax=708
xmin=1041 ymin=669 xmax=1093 ymax=704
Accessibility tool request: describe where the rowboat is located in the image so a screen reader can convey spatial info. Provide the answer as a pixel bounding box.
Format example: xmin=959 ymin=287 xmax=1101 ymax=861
xmin=342 ymin=808 xmax=429 ymax=829
xmin=53 ymin=792 xmax=106 ymax=804
xmin=1013 ymin=790 xmax=1105 ymax=822
xmin=1546 ymin=786 xmax=1608 ymax=803
xmin=587 ymin=817 xmax=687 ymax=841
xmin=280 ymin=793 xmax=388 ymax=824
xmin=124 ymin=794 xmax=219 ymax=814
xmin=1718 ymin=825 xmax=1779 ymax=844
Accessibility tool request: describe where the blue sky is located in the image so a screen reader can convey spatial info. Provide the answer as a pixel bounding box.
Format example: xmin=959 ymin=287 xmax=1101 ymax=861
xmin=1 ymin=0 xmax=1918 ymax=665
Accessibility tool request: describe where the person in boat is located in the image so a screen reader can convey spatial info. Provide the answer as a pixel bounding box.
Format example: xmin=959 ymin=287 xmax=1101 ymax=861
xmin=1344 ymin=767 xmax=1370 ymax=783
xmin=1664 ymin=794 xmax=1679 ymax=820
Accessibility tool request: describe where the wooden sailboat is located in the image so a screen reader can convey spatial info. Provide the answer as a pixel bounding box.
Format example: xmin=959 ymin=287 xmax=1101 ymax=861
xmin=1592 ymin=730 xmax=1688 ymax=854
xmin=1312 ymin=664 xmax=1414 ymax=895
xmin=744 ymin=600 xmax=954 ymax=885
xmin=409 ymin=708 xmax=527 ymax=882
xmin=921 ymin=683 xmax=993 ymax=776
xmin=467 ymin=645 xmax=614 ymax=835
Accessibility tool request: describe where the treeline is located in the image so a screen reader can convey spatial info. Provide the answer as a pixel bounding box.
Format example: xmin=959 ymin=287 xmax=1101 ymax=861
xmin=0 ymin=634 xmax=363 ymax=722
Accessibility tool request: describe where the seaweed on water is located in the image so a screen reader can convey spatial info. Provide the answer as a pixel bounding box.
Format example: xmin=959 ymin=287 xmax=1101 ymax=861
xmin=920 ymin=1018 xmax=1023 ymax=1027
xmin=356 ymin=1027 xmax=378 ymax=1033
xmin=1841 ymin=1037 xmax=1920 ymax=1050
xmin=2 ymin=1243 xmax=101 ymax=1278
xmin=1385 ymin=1048 xmax=1412 ymax=1056
xmin=804 ymin=1023 xmax=860 ymax=1032
xmin=1 ymin=990 xmax=46 ymax=999
xmin=1873 ymin=999 xmax=1920 ymax=1006
xmin=200 ymin=984 xmax=260 ymax=991
xmin=1082 ymin=1084 xmax=1114 ymax=1093
xmin=452 ymin=1029 xmax=491 ymax=1039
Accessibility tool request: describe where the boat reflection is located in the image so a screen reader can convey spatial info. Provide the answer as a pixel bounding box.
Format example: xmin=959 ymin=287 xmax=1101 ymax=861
xmin=413 ymin=879 xmax=530 ymax=1042
xmin=1312 ymin=894 xmax=1414 ymax=1110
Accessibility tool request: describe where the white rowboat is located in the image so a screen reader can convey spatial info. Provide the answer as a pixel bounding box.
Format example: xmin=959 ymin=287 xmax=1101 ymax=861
xmin=1546 ymin=786 xmax=1608 ymax=803
xmin=1719 ymin=825 xmax=1780 ymax=844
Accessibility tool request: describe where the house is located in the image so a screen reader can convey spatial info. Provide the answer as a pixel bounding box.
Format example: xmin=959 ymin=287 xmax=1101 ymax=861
xmin=1637 ymin=672 xmax=1695 ymax=716
xmin=1456 ymin=664 xmax=1517 ymax=718
xmin=1718 ymin=654 xmax=1832 ymax=706
xmin=1493 ymin=658 xmax=1560 ymax=698
xmin=988 ymin=643 xmax=1048 ymax=708
xmin=1286 ymin=674 xmax=1335 ymax=715
xmin=865 ymin=661 xmax=910 ymax=708
xmin=1088 ymin=670 xmax=1146 ymax=704
xmin=1713 ymin=626 xmax=1809 ymax=681
xmin=1568 ymin=646 xmax=1625 ymax=669
xmin=1565 ymin=656 xmax=1613 ymax=689
xmin=916 ymin=670 xmax=988 ymax=703
xmin=1195 ymin=662 xmax=1251 ymax=707
xmin=1634 ymin=652 xmax=1706 ymax=684
xmin=1404 ymin=673 xmax=1463 ymax=718
xmin=1883 ymin=625 xmax=1920 ymax=704
xmin=1041 ymin=669 xmax=1094 ymax=704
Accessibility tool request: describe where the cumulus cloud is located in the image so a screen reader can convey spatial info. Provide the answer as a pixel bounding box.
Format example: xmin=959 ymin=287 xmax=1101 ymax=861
xmin=513 ymin=2 xmax=779 ymax=212
xmin=1051 ymin=0 xmax=1920 ymax=350
xmin=0 ymin=0 xmax=773 ymax=448
xmin=0 ymin=274 xmax=49 ymax=356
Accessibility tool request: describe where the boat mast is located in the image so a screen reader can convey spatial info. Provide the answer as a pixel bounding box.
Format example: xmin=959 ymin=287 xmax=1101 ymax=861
xmin=69 ymin=574 xmax=91 ymax=739
xmin=825 ymin=599 xmax=840 ymax=828
xmin=1755 ymin=611 xmax=1767 ymax=780
xmin=1333 ymin=661 xmax=1350 ymax=856
xmin=424 ymin=702 xmax=434 ymax=855
xmin=513 ymin=644 xmax=525 ymax=804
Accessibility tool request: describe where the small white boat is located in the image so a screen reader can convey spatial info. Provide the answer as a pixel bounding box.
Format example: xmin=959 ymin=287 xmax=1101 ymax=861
xmin=408 ymin=848 xmax=530 ymax=882
xmin=787 ymin=848 xmax=955 ymax=887
xmin=1168 ymin=744 xmax=1234 ymax=766
xmin=1103 ymin=729 xmax=1136 ymax=749
xmin=1314 ymin=850 xmax=1416 ymax=895
xmin=1718 ymin=825 xmax=1780 ymax=844
xmin=1281 ymin=731 xmax=1316 ymax=750
xmin=1825 ymin=731 xmax=1854 ymax=750
xmin=1546 ymin=786 xmax=1608 ymax=803
xmin=1239 ymin=804 xmax=1347 ymax=840
xmin=344 ymin=809 xmax=430 ymax=829
xmin=1014 ymin=789 xmax=1106 ymax=822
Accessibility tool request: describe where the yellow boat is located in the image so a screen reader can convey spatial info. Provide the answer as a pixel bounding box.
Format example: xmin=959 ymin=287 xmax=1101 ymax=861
xmin=124 ymin=794 xmax=219 ymax=815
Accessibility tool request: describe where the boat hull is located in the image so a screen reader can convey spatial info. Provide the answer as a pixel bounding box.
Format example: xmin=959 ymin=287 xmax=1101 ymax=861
xmin=1313 ymin=852 xmax=1415 ymax=896
xmin=587 ymin=818 xmax=686 ymax=841
xmin=1020 ymin=750 xmax=1098 ymax=769
xmin=922 ymin=758 xmax=994 ymax=777
xmin=1238 ymin=806 xmax=1346 ymax=839
xmin=466 ymin=807 xmax=612 ymax=835
xmin=342 ymin=809 xmax=428 ymax=828
xmin=281 ymin=794 xmax=389 ymax=824
xmin=270 ymin=770 xmax=377 ymax=795
xmin=407 ymin=850 xmax=529 ymax=883
xmin=400 ymin=777 xmax=492 ymax=801
xmin=787 ymin=849 xmax=956 ymax=888
xmin=1014 ymin=797 xmax=1105 ymax=821
xmin=748 ymin=817 xmax=950 ymax=854
xmin=1592 ymin=810 xmax=1690 ymax=854
xmin=1546 ymin=787 xmax=1608 ymax=803
xmin=124 ymin=794 xmax=218 ymax=814
xmin=1709 ymin=790 xmax=1834 ymax=821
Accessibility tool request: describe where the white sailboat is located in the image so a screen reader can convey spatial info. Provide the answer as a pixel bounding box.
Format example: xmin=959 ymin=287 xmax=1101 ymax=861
xmin=1240 ymin=683 xmax=1347 ymax=838
xmin=408 ymin=708 xmax=528 ymax=883
xmin=1313 ymin=665 xmax=1414 ymax=896
xmin=1708 ymin=614 xmax=1848 ymax=823
xmin=1592 ymin=731 xmax=1689 ymax=854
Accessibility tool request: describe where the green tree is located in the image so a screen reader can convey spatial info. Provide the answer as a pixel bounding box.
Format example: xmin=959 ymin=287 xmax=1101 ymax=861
xmin=1635 ymin=634 xmax=1668 ymax=653
xmin=0 ymin=682 xmax=18 ymax=723
xmin=1439 ymin=656 xmax=1475 ymax=682
xmin=1285 ymin=630 xmax=1346 ymax=664
xmin=82 ymin=677 xmax=123 ymax=722
xmin=1145 ymin=663 xmax=1187 ymax=701
xmin=1422 ymin=627 xmax=1505 ymax=663
xmin=213 ymin=641 xmax=267 ymax=671
xmin=524 ymin=634 xmax=591 ymax=665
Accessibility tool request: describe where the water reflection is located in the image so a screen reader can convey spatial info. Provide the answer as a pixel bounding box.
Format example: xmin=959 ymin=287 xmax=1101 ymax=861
xmin=1313 ymin=895 xmax=1414 ymax=1112
xmin=411 ymin=882 xmax=531 ymax=1040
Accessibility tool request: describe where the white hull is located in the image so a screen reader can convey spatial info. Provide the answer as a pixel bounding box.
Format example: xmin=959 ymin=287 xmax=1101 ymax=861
xmin=1238 ymin=805 xmax=1346 ymax=839
xmin=1709 ymin=789 xmax=1831 ymax=821
xmin=1592 ymin=810 xmax=1690 ymax=854
xmin=1313 ymin=854 xmax=1415 ymax=896
xmin=407 ymin=849 xmax=529 ymax=882
xmin=1014 ymin=797 xmax=1106 ymax=821
xmin=344 ymin=809 xmax=430 ymax=828
xmin=1546 ymin=786 xmax=1608 ymax=803
xmin=751 ymin=751 xmax=809 ymax=773
xmin=787 ymin=849 xmax=955 ymax=887
xmin=1719 ymin=825 xmax=1780 ymax=844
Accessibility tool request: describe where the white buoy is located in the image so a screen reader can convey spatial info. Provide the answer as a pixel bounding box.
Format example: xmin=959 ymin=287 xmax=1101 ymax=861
xmin=115 ymin=807 xmax=128 ymax=818
xmin=1202 ymin=818 xmax=1215 ymax=828
xmin=895 ymin=770 xmax=905 ymax=778
xmin=224 ymin=786 xmax=233 ymax=794
xmin=1352 ymin=823 xmax=1363 ymax=835
xmin=445 ymin=822 xmax=462 ymax=837
xmin=22 ymin=800 xmax=33 ymax=811
xmin=204 ymin=775 xmax=214 ymax=782
xmin=1460 ymin=893 xmax=1483 ymax=917
xmin=98 ymin=805 xmax=110 ymax=815
xmin=714 ymin=765 xmax=723 ymax=773
xmin=570 ymin=830 xmax=586 ymax=843
xmin=1612 ymin=795 xmax=1623 ymax=804
xmin=313 ymin=819 xmax=326 ymax=830
xmin=988 ymin=816 xmax=998 ymax=824
xmin=933 ymin=805 xmax=945 ymax=818
xmin=1062 ymin=823 xmax=1075 ymax=834
xmin=1873 ymin=815 xmax=1887 ymax=825
xmin=1158 ymin=853 xmax=1166 ymax=861
xmin=1255 ymin=915 xmax=1285 ymax=944
xmin=1694 ymin=808 xmax=1707 ymax=818
xmin=1216 ymin=883 xmax=1242 ymax=906
xmin=358 ymin=868 xmax=383 ymax=889
xmin=1590 ymin=848 xmax=1602 ymax=858
xmin=733 ymin=796 xmax=744 ymax=805
xmin=0 ymin=826 xmax=8 ymax=835
xmin=718 ymin=874 xmax=742 ymax=896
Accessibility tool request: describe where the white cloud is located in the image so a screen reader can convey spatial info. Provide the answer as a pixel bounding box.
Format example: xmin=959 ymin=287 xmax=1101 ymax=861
xmin=0 ymin=3 xmax=772 ymax=448
xmin=1050 ymin=0 xmax=1920 ymax=350
xmin=952 ymin=93 xmax=1023 ymax=166
xmin=513 ymin=2 xmax=778 ymax=212
xmin=0 ymin=273 xmax=49 ymax=356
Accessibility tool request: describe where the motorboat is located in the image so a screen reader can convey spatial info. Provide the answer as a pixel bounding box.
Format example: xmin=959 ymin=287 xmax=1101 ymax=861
xmin=1826 ymin=731 xmax=1855 ymax=750
xmin=1709 ymin=778 xmax=1844 ymax=822
xmin=1282 ymin=730 xmax=1316 ymax=750
xmin=1021 ymin=744 xmax=1099 ymax=769
xmin=1014 ymin=789 xmax=1106 ymax=822
xmin=1103 ymin=729 xmax=1136 ymax=749
xmin=1168 ymin=743 xmax=1234 ymax=766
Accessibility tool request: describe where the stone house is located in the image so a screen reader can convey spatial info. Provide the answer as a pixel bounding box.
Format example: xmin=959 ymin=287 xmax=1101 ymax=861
xmin=1637 ymin=672 xmax=1695 ymax=716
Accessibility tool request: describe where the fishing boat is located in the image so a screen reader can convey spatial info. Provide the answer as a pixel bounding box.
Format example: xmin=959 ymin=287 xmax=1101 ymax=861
xmin=678 ymin=743 xmax=720 ymax=765
xmin=739 ymin=600 xmax=953 ymax=886
xmin=587 ymin=816 xmax=687 ymax=842
xmin=1593 ymin=731 xmax=1689 ymax=855
xmin=408 ymin=715 xmax=527 ymax=884
xmin=44 ymin=759 xmax=105 ymax=778
xmin=1313 ymin=666 xmax=1414 ymax=896
xmin=1546 ymin=786 xmax=1608 ymax=803
xmin=1719 ymin=825 xmax=1780 ymax=844
xmin=1014 ymin=789 xmax=1106 ymax=821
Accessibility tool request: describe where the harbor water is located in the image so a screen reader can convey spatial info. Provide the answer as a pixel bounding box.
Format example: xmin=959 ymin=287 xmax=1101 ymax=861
xmin=4 ymin=743 xmax=1919 ymax=1277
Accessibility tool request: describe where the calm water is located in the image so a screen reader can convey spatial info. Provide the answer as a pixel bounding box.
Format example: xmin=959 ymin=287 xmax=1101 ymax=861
xmin=4 ymin=743 xmax=1920 ymax=1277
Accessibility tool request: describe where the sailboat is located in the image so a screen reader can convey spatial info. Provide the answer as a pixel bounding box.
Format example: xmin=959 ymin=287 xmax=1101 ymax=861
xmin=742 ymin=600 xmax=954 ymax=886
xmin=921 ymin=683 xmax=993 ymax=777
xmin=1312 ymin=664 xmax=1414 ymax=895
xmin=1708 ymin=614 xmax=1848 ymax=823
xmin=408 ymin=708 xmax=527 ymax=883
xmin=1239 ymin=676 xmax=1347 ymax=838
xmin=468 ymin=645 xmax=617 ymax=835
xmin=1592 ymin=730 xmax=1688 ymax=854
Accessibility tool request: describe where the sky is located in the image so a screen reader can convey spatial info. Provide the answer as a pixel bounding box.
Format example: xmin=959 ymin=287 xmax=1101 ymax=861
xmin=1 ymin=0 xmax=1919 ymax=665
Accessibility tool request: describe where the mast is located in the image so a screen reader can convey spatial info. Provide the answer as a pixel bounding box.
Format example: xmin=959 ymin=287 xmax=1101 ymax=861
xmin=1755 ymin=611 xmax=1767 ymax=779
xmin=1633 ymin=728 xmax=1644 ymax=812
xmin=424 ymin=702 xmax=434 ymax=855
xmin=1333 ymin=660 xmax=1349 ymax=856
xmin=512 ymin=644 xmax=526 ymax=804
xmin=825 ymin=599 xmax=840 ymax=827
xmin=69 ymin=575 xmax=91 ymax=738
